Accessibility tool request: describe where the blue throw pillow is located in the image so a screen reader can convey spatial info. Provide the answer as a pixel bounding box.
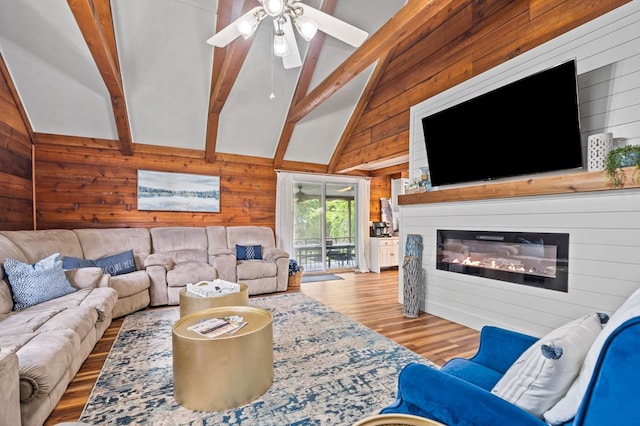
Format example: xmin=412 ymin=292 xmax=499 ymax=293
xmin=236 ymin=244 xmax=262 ymax=260
xmin=63 ymin=256 xmax=97 ymax=270
xmin=94 ymin=249 xmax=137 ymax=276
xmin=3 ymin=253 xmax=77 ymax=311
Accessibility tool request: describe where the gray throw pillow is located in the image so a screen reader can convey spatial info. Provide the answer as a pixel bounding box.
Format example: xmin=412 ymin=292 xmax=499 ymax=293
xmin=94 ymin=249 xmax=137 ymax=276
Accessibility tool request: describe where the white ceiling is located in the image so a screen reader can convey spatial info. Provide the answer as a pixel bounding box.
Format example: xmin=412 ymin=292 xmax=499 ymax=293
xmin=0 ymin=0 xmax=406 ymax=166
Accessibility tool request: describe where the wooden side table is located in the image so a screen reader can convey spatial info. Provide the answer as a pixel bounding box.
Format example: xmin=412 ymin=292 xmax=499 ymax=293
xmin=179 ymin=283 xmax=249 ymax=317
xmin=172 ymin=305 xmax=273 ymax=411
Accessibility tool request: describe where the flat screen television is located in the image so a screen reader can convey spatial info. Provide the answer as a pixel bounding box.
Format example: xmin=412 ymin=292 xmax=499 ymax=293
xmin=421 ymin=59 xmax=583 ymax=187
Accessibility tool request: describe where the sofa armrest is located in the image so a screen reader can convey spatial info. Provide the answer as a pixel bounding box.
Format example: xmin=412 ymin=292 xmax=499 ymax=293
xmin=0 ymin=349 xmax=21 ymax=426
xmin=382 ymin=363 xmax=545 ymax=426
xmin=145 ymin=264 xmax=170 ymax=306
xmin=209 ymin=248 xmax=234 ymax=257
xmin=210 ymin=253 xmax=237 ymax=283
xmin=144 ymin=254 xmax=175 ymax=270
xmin=65 ymin=267 xmax=107 ymax=289
xmin=262 ymin=248 xmax=289 ymax=262
xmin=467 ymin=325 xmax=538 ymax=374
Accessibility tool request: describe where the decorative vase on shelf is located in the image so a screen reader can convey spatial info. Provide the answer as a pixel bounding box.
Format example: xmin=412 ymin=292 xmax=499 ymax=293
xmin=419 ymin=166 xmax=432 ymax=191
xmin=587 ymin=133 xmax=613 ymax=171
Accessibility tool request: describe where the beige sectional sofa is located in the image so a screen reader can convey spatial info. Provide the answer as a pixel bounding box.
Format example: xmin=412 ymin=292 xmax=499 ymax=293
xmin=0 ymin=232 xmax=118 ymax=426
xmin=0 ymin=225 xmax=288 ymax=426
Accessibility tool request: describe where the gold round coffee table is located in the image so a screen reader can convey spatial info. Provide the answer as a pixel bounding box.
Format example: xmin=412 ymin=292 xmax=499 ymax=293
xmin=179 ymin=283 xmax=249 ymax=317
xmin=352 ymin=413 xmax=445 ymax=426
xmin=172 ymin=305 xmax=273 ymax=411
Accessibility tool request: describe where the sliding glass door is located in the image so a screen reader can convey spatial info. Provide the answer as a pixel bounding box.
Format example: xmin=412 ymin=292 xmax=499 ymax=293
xmin=293 ymin=181 xmax=357 ymax=273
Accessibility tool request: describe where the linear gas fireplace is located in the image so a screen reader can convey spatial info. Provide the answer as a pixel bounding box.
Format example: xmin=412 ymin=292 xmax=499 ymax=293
xmin=436 ymin=230 xmax=569 ymax=292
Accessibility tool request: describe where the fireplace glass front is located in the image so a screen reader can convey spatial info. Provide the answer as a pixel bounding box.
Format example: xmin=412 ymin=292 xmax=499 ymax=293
xmin=436 ymin=230 xmax=569 ymax=292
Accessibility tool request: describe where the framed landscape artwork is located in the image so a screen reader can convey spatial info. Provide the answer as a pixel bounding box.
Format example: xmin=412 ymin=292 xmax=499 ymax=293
xmin=137 ymin=170 xmax=220 ymax=212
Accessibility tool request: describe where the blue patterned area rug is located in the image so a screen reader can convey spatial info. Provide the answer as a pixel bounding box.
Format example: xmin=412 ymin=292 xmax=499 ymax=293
xmin=80 ymin=293 xmax=436 ymax=425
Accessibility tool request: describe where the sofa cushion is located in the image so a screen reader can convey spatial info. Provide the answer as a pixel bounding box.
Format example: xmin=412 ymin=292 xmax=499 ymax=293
xmin=0 ymin=289 xmax=117 ymax=334
xmin=237 ymin=260 xmax=277 ymax=280
xmin=166 ymin=262 xmax=216 ymax=287
xmin=0 ymin=280 xmax=13 ymax=315
xmin=492 ymin=313 xmax=605 ymax=418
xmin=150 ymin=227 xmax=209 ymax=263
xmin=37 ymin=305 xmax=99 ymax=340
xmin=545 ymin=288 xmax=640 ymax=424
xmin=226 ymin=226 xmax=276 ymax=249
xmin=74 ymin=228 xmax=151 ymax=270
xmin=442 ymin=358 xmax=504 ymax=390
xmin=4 ymin=254 xmax=77 ymax=311
xmin=109 ymin=270 xmax=150 ymax=298
xmin=0 ymin=230 xmax=84 ymax=264
xmin=236 ymin=244 xmax=262 ymax=260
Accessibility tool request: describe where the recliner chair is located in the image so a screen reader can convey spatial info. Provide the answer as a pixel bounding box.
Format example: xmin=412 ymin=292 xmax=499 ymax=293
xmin=207 ymin=226 xmax=289 ymax=295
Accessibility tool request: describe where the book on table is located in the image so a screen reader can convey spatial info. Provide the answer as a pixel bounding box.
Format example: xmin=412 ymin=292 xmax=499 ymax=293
xmin=187 ymin=316 xmax=247 ymax=338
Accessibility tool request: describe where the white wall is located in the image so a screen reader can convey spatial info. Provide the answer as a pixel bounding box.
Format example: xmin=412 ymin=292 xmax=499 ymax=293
xmin=401 ymin=1 xmax=640 ymax=337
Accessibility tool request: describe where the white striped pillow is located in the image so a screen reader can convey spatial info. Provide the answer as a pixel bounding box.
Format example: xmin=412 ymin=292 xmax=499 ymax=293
xmin=491 ymin=313 xmax=606 ymax=418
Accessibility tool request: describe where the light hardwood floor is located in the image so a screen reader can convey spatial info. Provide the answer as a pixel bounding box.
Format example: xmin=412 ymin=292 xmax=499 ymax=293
xmin=45 ymin=269 xmax=480 ymax=425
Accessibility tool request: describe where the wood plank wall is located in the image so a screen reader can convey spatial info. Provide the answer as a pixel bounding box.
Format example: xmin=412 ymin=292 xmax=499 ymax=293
xmin=33 ymin=141 xmax=393 ymax=230
xmin=334 ymin=0 xmax=630 ymax=173
xmin=34 ymin=143 xmax=278 ymax=230
xmin=369 ymin=175 xmax=391 ymax=223
xmin=0 ymin=66 xmax=32 ymax=231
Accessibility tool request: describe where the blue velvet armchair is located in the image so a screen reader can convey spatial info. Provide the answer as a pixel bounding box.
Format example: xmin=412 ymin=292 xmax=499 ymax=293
xmin=381 ymin=317 xmax=640 ymax=425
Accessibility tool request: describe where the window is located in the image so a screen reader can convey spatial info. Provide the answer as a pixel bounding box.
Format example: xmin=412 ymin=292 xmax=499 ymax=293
xmin=276 ymin=172 xmax=370 ymax=273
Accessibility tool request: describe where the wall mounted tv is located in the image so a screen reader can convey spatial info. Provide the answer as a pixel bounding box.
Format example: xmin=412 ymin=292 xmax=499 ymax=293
xmin=421 ymin=59 xmax=583 ymax=187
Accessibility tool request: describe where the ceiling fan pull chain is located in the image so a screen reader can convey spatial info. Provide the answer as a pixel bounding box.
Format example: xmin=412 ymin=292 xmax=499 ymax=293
xmin=270 ymin=36 xmax=276 ymax=100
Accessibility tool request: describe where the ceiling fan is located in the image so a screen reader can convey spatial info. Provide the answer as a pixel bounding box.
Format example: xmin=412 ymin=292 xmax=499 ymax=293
xmin=295 ymin=184 xmax=309 ymax=202
xmin=206 ymin=0 xmax=369 ymax=69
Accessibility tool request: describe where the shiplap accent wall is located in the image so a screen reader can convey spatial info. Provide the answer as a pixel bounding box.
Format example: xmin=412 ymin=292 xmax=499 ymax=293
xmin=401 ymin=2 xmax=640 ymax=337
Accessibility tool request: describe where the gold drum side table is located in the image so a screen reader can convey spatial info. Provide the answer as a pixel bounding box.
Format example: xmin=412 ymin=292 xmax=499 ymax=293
xmin=179 ymin=283 xmax=249 ymax=317
xmin=172 ymin=305 xmax=273 ymax=411
xmin=352 ymin=413 xmax=446 ymax=426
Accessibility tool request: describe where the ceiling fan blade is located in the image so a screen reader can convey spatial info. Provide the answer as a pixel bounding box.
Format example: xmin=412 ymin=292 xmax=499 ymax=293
xmin=206 ymin=7 xmax=263 ymax=47
xmin=295 ymin=3 xmax=368 ymax=48
xmin=279 ymin=16 xmax=302 ymax=69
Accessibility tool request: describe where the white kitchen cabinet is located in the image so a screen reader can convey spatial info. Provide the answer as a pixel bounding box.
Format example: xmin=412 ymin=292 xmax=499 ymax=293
xmin=369 ymin=237 xmax=399 ymax=273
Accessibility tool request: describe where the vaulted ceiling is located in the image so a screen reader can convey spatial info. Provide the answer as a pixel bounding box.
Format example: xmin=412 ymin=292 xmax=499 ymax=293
xmin=0 ymin=0 xmax=410 ymax=173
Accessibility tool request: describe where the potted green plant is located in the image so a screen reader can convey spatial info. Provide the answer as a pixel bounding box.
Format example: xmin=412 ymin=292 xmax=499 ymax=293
xmin=604 ymin=145 xmax=640 ymax=188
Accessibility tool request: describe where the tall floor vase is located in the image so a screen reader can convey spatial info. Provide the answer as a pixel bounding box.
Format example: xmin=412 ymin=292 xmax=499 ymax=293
xmin=403 ymin=256 xmax=420 ymax=317
xmin=403 ymin=234 xmax=424 ymax=318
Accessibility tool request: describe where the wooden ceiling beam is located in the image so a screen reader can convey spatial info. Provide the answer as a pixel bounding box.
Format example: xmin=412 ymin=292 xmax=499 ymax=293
xmin=205 ymin=0 xmax=255 ymax=162
xmin=67 ymin=0 xmax=133 ymax=156
xmin=287 ymin=0 xmax=460 ymax=124
xmin=272 ymin=0 xmax=337 ymax=169
xmin=327 ymin=47 xmax=395 ymax=174
xmin=0 ymin=52 xmax=34 ymax=142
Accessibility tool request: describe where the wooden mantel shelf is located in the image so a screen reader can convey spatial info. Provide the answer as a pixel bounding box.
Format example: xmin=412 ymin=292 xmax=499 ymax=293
xmin=398 ymin=167 xmax=640 ymax=205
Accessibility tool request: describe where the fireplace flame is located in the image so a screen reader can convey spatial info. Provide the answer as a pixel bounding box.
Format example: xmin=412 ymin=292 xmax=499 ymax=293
xmin=453 ymin=256 xmax=529 ymax=274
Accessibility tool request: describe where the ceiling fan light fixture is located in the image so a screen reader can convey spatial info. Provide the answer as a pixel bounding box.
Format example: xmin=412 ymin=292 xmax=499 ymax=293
xmin=263 ymin=0 xmax=285 ymax=17
xmin=236 ymin=14 xmax=259 ymax=39
xmin=294 ymin=16 xmax=318 ymax=41
xmin=273 ymin=30 xmax=290 ymax=57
